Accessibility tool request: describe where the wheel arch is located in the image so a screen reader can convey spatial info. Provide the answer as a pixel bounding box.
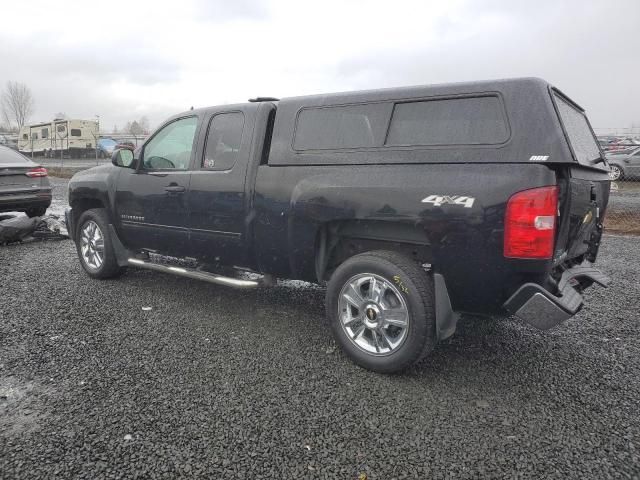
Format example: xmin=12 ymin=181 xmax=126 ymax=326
xmin=314 ymin=219 xmax=433 ymax=283
xmin=69 ymin=197 xmax=108 ymax=238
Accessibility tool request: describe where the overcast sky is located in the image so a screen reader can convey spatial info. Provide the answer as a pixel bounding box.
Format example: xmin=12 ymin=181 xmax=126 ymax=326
xmin=1 ymin=0 xmax=638 ymax=133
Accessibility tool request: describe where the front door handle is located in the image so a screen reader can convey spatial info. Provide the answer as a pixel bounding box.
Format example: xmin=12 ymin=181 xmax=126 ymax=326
xmin=165 ymin=185 xmax=186 ymax=194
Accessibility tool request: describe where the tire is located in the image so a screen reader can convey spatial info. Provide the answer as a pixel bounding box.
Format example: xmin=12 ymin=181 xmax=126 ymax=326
xmin=26 ymin=207 xmax=47 ymax=218
xmin=75 ymin=208 xmax=124 ymax=279
xmin=608 ymin=164 xmax=624 ymax=181
xmin=326 ymin=250 xmax=436 ymax=373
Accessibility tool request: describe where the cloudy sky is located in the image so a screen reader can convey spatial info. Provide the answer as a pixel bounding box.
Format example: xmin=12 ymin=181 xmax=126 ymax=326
xmin=1 ymin=0 xmax=638 ymax=133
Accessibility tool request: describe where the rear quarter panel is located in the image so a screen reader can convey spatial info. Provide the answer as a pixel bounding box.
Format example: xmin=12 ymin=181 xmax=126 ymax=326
xmin=254 ymin=162 xmax=557 ymax=314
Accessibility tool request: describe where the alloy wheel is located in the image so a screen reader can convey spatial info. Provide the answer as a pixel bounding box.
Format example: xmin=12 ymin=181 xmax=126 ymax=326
xmin=80 ymin=220 xmax=105 ymax=271
xmin=338 ymin=273 xmax=410 ymax=356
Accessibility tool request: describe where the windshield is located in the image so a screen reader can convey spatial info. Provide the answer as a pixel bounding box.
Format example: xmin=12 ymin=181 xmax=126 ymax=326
xmin=100 ymin=139 xmax=117 ymax=147
xmin=554 ymin=92 xmax=601 ymax=165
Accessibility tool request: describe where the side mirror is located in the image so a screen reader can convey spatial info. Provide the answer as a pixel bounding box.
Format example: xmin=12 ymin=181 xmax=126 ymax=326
xmin=112 ymin=148 xmax=135 ymax=168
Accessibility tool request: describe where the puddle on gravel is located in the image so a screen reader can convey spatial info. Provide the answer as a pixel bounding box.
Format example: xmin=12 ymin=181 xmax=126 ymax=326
xmin=0 ymin=376 xmax=51 ymax=436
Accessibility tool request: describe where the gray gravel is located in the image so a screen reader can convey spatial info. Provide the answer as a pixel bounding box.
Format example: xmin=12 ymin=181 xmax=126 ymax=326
xmin=1 ymin=182 xmax=639 ymax=478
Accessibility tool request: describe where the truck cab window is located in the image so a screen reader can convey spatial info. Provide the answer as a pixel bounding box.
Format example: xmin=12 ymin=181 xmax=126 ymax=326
xmin=143 ymin=116 xmax=197 ymax=170
xmin=202 ymin=112 xmax=244 ymax=170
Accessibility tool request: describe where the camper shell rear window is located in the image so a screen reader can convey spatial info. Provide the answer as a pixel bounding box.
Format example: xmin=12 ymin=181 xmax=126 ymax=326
xmin=552 ymin=91 xmax=601 ymax=165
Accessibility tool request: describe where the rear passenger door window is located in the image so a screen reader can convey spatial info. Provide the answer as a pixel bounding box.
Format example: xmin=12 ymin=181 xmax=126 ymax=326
xmin=202 ymin=112 xmax=244 ymax=170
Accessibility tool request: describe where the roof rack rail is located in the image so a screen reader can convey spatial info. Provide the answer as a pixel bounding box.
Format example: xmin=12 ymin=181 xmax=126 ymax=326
xmin=249 ymin=97 xmax=280 ymax=102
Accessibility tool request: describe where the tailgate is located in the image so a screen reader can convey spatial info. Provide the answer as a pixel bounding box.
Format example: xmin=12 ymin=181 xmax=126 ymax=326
xmin=552 ymin=90 xmax=610 ymax=263
xmin=560 ymin=176 xmax=609 ymax=261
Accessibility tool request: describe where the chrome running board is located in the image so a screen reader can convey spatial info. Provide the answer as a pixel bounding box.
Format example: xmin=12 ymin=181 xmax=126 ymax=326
xmin=127 ymin=258 xmax=269 ymax=289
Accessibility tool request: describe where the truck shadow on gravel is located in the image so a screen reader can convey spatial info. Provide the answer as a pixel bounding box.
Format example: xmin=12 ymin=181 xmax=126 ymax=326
xmin=117 ymin=268 xmax=561 ymax=383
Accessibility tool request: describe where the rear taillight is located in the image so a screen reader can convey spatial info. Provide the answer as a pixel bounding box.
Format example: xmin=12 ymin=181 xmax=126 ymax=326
xmin=504 ymin=186 xmax=559 ymax=259
xmin=26 ymin=167 xmax=48 ymax=178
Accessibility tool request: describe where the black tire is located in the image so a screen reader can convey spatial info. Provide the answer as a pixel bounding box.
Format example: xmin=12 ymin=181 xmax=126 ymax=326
xmin=326 ymin=250 xmax=436 ymax=373
xmin=26 ymin=207 xmax=47 ymax=218
xmin=75 ymin=208 xmax=124 ymax=279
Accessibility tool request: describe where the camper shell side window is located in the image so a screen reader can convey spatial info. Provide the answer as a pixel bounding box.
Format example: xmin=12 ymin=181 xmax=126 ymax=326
xmin=386 ymin=95 xmax=509 ymax=146
xmin=291 ymin=94 xmax=510 ymax=153
xmin=70 ymin=129 xmax=82 ymax=137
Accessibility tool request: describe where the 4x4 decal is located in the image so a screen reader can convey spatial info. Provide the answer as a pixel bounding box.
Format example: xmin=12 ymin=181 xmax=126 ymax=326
xmin=421 ymin=195 xmax=476 ymax=208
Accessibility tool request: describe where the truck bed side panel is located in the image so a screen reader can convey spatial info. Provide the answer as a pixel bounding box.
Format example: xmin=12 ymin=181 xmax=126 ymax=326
xmin=253 ymin=162 xmax=557 ymax=314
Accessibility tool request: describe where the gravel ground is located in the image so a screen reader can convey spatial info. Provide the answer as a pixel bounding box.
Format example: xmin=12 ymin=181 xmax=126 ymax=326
xmin=1 ymin=181 xmax=639 ymax=479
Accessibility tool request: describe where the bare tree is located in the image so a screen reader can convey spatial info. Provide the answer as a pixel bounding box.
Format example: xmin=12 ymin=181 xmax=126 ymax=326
xmin=1 ymin=81 xmax=34 ymax=129
xmin=139 ymin=116 xmax=150 ymax=134
xmin=124 ymin=117 xmax=150 ymax=135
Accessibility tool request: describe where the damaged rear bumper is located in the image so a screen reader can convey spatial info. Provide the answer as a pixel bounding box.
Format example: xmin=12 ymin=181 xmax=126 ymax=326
xmin=503 ymin=261 xmax=610 ymax=330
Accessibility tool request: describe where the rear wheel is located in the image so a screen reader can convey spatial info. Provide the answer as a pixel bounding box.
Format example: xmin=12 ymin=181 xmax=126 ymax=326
xmin=608 ymin=164 xmax=623 ymax=181
xmin=326 ymin=250 xmax=436 ymax=373
xmin=76 ymin=208 xmax=124 ymax=279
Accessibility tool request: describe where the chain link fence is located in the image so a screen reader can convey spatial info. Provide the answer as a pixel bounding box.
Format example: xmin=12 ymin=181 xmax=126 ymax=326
xmin=606 ymin=179 xmax=640 ymax=235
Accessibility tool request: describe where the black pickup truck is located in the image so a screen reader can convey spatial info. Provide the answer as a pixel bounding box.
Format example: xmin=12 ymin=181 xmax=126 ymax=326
xmin=66 ymin=78 xmax=611 ymax=372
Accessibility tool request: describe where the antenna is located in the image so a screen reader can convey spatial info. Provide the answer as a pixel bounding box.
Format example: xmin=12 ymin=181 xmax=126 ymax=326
xmin=249 ymin=97 xmax=280 ymax=103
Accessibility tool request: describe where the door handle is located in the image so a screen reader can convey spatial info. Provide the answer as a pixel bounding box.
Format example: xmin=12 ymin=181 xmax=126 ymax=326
xmin=165 ymin=185 xmax=186 ymax=194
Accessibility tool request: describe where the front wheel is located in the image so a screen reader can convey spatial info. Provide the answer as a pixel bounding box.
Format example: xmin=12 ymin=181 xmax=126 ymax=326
xmin=76 ymin=208 xmax=124 ymax=279
xmin=326 ymin=251 xmax=436 ymax=373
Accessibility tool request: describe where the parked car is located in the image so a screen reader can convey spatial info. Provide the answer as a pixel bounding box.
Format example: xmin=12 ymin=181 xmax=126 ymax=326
xmin=96 ymin=138 xmax=118 ymax=158
xmin=66 ymin=78 xmax=610 ymax=373
xmin=115 ymin=140 xmax=136 ymax=150
xmin=0 ymin=145 xmax=51 ymax=217
xmin=606 ymin=147 xmax=640 ymax=180
xmin=0 ymin=134 xmax=18 ymax=150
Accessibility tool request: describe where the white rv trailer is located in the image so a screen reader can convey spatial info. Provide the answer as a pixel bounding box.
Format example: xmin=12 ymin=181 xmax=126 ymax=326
xmin=18 ymin=119 xmax=98 ymax=157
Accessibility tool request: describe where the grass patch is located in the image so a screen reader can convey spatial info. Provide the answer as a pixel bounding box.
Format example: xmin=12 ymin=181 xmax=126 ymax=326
xmin=604 ymin=211 xmax=640 ymax=235
xmin=47 ymin=166 xmax=84 ymax=179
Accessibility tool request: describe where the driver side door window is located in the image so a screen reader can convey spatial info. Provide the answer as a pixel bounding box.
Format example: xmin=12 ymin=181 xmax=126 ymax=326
xmin=143 ymin=116 xmax=198 ymax=170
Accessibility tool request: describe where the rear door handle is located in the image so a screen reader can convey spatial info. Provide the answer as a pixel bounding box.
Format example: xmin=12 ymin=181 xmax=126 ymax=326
xmin=165 ymin=185 xmax=186 ymax=194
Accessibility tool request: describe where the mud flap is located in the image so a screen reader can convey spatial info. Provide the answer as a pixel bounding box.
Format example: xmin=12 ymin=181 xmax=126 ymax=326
xmin=108 ymin=224 xmax=134 ymax=267
xmin=434 ymin=273 xmax=459 ymax=340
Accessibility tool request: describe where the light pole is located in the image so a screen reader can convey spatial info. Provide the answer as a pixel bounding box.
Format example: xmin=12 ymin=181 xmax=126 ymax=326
xmin=94 ymin=115 xmax=100 ymax=165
